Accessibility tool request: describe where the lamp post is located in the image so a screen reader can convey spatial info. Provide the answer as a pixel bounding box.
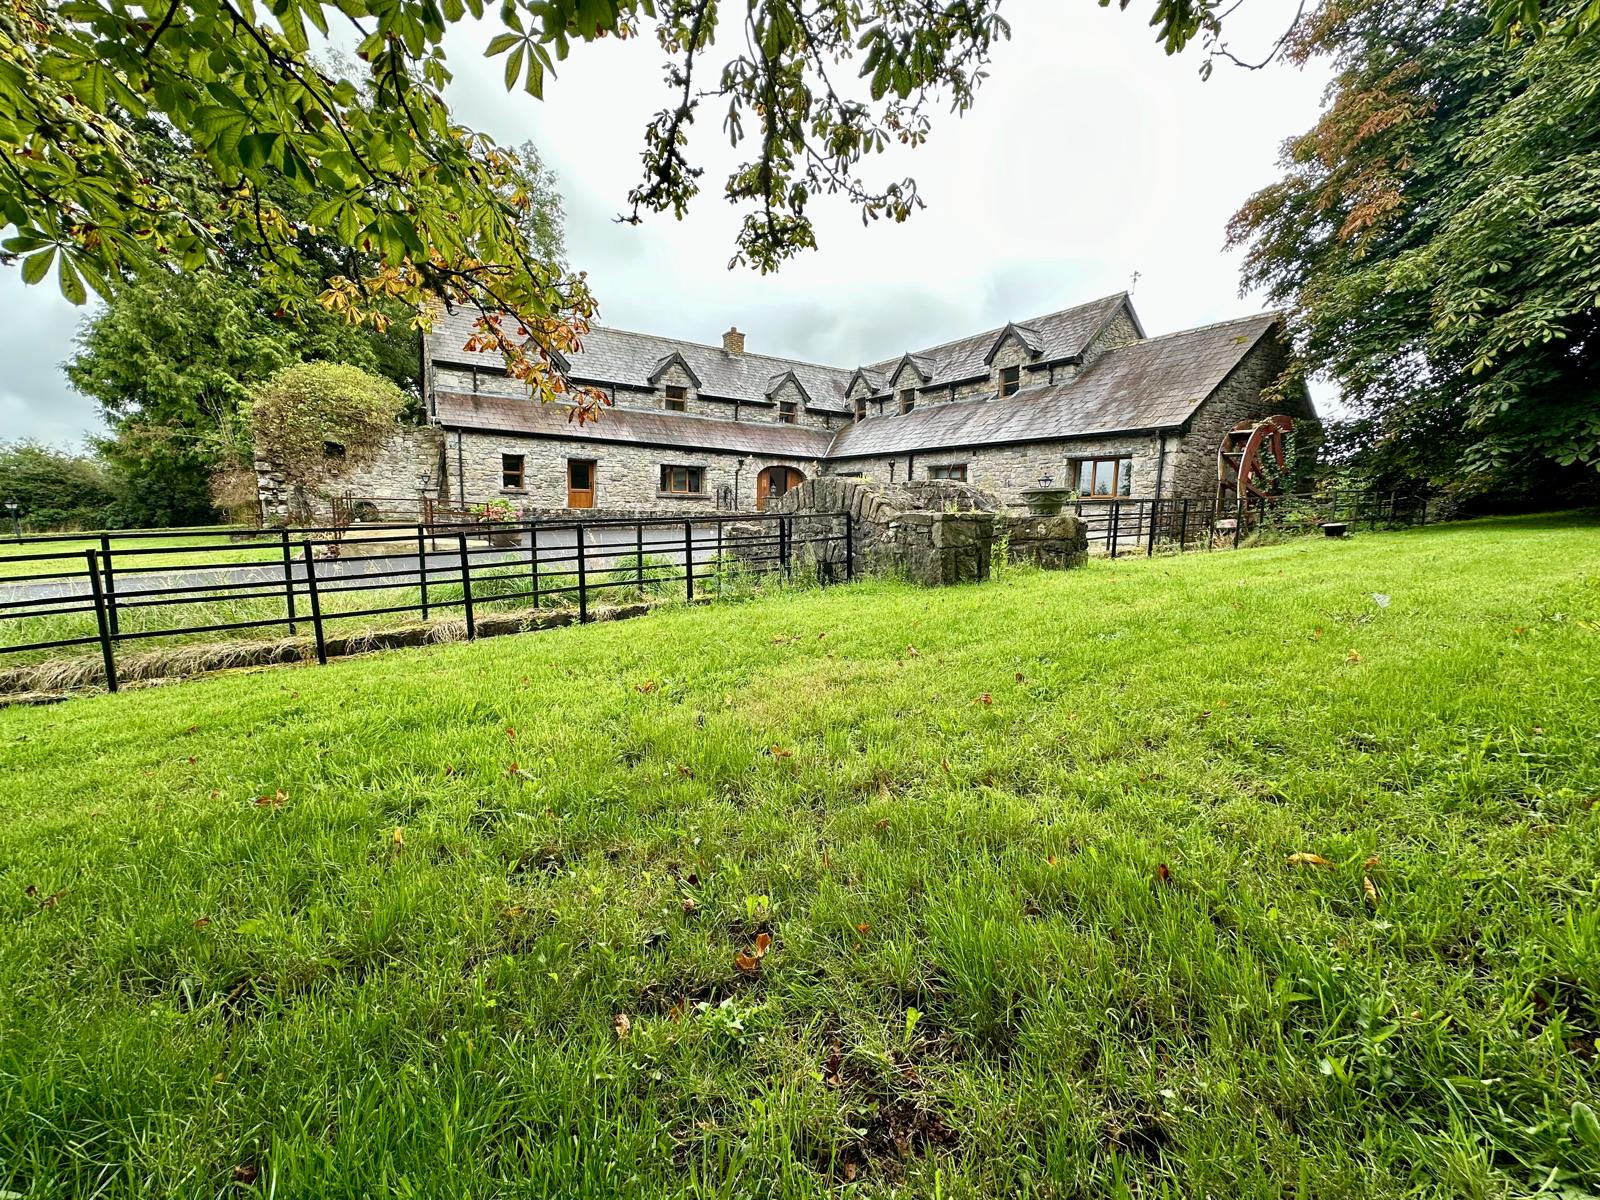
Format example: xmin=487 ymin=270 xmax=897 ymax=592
xmin=4 ymin=501 xmax=18 ymax=541
xmin=1037 ymin=473 xmax=1053 ymax=489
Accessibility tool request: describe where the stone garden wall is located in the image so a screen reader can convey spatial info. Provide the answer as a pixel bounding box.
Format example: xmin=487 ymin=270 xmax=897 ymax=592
xmin=769 ymin=476 xmax=1084 ymax=586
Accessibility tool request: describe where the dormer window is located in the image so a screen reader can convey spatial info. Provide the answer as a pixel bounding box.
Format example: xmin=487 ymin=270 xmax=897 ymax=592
xmin=853 ymin=396 xmax=866 ymax=422
xmin=779 ymin=399 xmax=797 ymax=424
xmin=898 ymin=389 xmax=915 ymax=415
xmin=999 ymin=365 xmax=1021 ymax=398
xmin=665 ymin=384 xmax=687 ymax=412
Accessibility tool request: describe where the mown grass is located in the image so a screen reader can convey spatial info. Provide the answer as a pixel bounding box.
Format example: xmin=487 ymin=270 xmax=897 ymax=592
xmin=0 ymin=532 xmax=279 ymax=579
xmin=1 ymin=514 xmax=1598 ymax=1199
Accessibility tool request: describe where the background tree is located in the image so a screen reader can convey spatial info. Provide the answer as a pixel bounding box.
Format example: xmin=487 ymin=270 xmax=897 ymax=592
xmin=0 ymin=441 xmax=121 ymax=532
xmin=1229 ymin=0 xmax=1600 ymax=498
xmin=63 ymin=123 xmax=564 ymax=527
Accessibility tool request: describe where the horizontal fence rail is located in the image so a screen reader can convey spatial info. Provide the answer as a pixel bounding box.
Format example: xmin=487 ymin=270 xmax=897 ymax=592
xmin=0 ymin=512 xmax=854 ymax=691
xmin=1067 ymin=490 xmax=1429 ymax=558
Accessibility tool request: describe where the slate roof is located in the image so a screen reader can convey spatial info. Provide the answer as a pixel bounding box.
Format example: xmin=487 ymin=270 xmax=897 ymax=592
xmin=826 ymin=313 xmax=1281 ymax=459
xmin=861 ymin=293 xmax=1133 ymax=389
xmin=427 ymin=306 xmax=855 ymax=414
xmin=433 ymin=391 xmax=834 ymax=458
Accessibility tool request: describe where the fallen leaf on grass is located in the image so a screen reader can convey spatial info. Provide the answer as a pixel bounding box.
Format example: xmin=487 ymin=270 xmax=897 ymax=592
xmin=1286 ymin=853 xmax=1332 ymax=868
xmin=675 ymin=765 xmax=696 ymax=779
xmin=1346 ymin=649 xmax=1363 ymax=664
xmin=735 ymin=931 xmax=773 ymax=973
xmin=1155 ymin=863 xmax=1172 ymax=885
xmin=905 ymin=645 xmax=920 ymax=657
xmin=1363 ymin=855 xmax=1380 ymax=869
xmin=1362 ymin=876 xmax=1379 ymax=908
xmin=769 ymin=745 xmax=792 ymax=760
xmin=874 ymin=818 xmax=890 ymax=832
xmin=680 ymin=896 xmax=698 ymax=915
xmin=975 ymin=692 xmax=993 ymax=706
xmin=505 ymin=726 xmax=516 ymax=740
xmin=635 ymin=680 xmax=657 ymax=694
xmin=232 ymin=1164 xmax=259 ymax=1184
xmin=391 ymin=826 xmax=406 ymax=851
xmin=192 ymin=917 xmax=212 ymax=928
xmin=254 ymin=790 xmax=287 ymax=807
xmin=856 ymin=923 xmax=871 ymax=935
xmin=613 ymin=1013 xmax=631 ymax=1041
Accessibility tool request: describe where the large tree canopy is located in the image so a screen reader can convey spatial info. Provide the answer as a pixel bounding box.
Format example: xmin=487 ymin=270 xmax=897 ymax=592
xmin=1 ymin=0 xmax=1261 ymax=401
xmin=1229 ymin=0 xmax=1600 ymax=493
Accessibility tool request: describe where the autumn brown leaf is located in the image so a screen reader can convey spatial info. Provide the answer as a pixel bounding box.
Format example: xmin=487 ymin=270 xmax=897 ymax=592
xmin=192 ymin=916 xmax=213 ymax=928
xmin=635 ymin=680 xmax=657 ymax=694
xmin=769 ymin=745 xmax=792 ymax=759
xmin=905 ymin=645 xmax=920 ymax=657
xmin=735 ymin=931 xmax=773 ymax=973
xmin=1155 ymin=862 xmax=1172 ymax=885
xmin=1286 ymin=852 xmax=1332 ymax=867
xmin=1346 ymin=649 xmax=1363 ymax=664
xmin=254 ymin=790 xmax=287 ymax=807
xmin=1362 ymin=875 xmax=1379 ymax=908
xmin=975 ymin=692 xmax=993 ymax=706
xmin=613 ymin=1012 xmax=631 ymax=1041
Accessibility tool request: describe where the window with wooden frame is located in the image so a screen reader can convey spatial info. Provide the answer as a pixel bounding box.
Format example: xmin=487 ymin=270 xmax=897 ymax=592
xmin=898 ymin=388 xmax=915 ymax=414
xmin=664 ymin=384 xmax=688 ymax=412
xmin=501 ymin=453 xmax=525 ymax=490
xmin=659 ymin=464 xmax=704 ymax=495
xmin=928 ymin=463 xmax=968 ymax=482
xmin=778 ymin=399 xmax=798 ymax=424
xmin=1073 ymin=456 xmax=1134 ymax=498
xmin=999 ymin=365 xmax=1021 ymax=398
xmin=853 ymin=396 xmax=867 ymax=422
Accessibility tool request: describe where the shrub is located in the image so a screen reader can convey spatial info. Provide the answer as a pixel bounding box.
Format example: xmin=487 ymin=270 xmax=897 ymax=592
xmin=251 ymin=363 xmax=408 ymax=501
xmin=0 ymin=440 xmax=119 ymax=532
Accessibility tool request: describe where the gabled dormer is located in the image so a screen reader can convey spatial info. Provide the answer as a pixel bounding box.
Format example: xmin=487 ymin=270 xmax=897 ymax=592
xmin=647 ymin=351 xmax=702 ymax=389
xmin=648 ymin=351 xmax=702 ymax=413
xmin=982 ymin=321 xmax=1044 ymax=366
xmin=766 ymin=370 xmax=811 ymax=425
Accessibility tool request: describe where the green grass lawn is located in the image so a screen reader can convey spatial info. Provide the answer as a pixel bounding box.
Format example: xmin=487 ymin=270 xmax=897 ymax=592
xmin=2 ymin=514 xmax=1598 ymax=1199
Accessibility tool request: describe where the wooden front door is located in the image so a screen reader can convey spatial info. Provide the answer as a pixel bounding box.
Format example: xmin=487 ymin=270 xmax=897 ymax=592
xmin=756 ymin=465 xmax=804 ymax=511
xmin=567 ymin=459 xmax=596 ymax=509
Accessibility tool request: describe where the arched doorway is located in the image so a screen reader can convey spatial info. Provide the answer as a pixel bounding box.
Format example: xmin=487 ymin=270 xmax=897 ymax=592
xmin=755 ymin=465 xmax=805 ymax=511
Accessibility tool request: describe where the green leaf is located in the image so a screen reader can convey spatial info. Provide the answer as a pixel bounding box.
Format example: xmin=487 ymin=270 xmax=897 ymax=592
xmin=504 ymin=42 xmax=525 ymax=91
xmin=20 ymin=246 xmax=55 ymax=285
xmin=57 ymin=254 xmax=87 ymax=306
xmin=1574 ymin=1100 xmax=1600 ymax=1149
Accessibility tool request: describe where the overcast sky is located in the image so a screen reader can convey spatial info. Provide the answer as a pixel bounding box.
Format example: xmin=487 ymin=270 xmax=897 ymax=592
xmin=0 ymin=0 xmax=1329 ymax=448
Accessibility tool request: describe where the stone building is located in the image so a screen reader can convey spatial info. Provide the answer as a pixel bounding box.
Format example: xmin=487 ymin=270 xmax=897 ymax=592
xmin=261 ymin=290 xmax=1315 ymax=521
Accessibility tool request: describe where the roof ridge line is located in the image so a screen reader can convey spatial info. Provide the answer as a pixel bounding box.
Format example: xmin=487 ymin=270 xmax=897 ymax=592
xmin=582 ymin=323 xmax=854 ymax=376
xmin=861 ymin=291 xmax=1130 ymax=372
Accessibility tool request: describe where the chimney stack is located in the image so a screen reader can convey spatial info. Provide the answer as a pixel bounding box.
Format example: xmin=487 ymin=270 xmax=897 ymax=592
xmin=722 ymin=326 xmax=745 ymax=355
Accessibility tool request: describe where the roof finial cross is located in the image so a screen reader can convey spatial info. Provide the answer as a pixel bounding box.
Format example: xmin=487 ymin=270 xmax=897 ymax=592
xmin=1129 ymin=269 xmax=1141 ymax=295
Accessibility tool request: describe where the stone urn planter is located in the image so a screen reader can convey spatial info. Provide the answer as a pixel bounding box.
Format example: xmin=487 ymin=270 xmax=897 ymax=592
xmin=1019 ymin=488 xmax=1070 ymax=516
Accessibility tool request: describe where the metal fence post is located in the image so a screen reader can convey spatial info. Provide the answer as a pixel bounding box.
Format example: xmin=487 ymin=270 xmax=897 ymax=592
xmin=635 ymin=521 xmax=645 ymax=592
xmin=85 ymin=549 xmax=118 ymax=693
xmin=301 ymin=541 xmax=327 ymax=665
xmin=575 ymin=523 xmax=588 ymax=623
xmin=783 ymin=516 xmax=794 ymax=579
xmin=417 ymin=524 xmax=430 ymax=620
xmin=530 ymin=525 xmax=541 ymax=609
xmin=1234 ymin=500 xmax=1244 ymax=549
xmin=1146 ymin=499 xmax=1158 ymax=556
xmin=684 ymin=521 xmax=695 ymax=601
xmin=1179 ymin=499 xmax=1189 ymax=551
xmin=99 ymin=532 xmax=119 ymax=635
xmin=456 ymin=530 xmax=475 ymax=640
xmin=844 ymin=511 xmax=855 ymax=581
xmin=279 ymin=527 xmax=298 ymax=635
xmin=1109 ymin=500 xmax=1121 ymax=559
xmin=715 ymin=521 xmax=725 ymax=598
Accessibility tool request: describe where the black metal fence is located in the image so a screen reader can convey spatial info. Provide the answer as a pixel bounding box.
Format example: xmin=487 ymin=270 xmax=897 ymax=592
xmin=1071 ymin=490 xmax=1430 ymax=557
xmin=0 ymin=512 xmax=853 ymax=691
